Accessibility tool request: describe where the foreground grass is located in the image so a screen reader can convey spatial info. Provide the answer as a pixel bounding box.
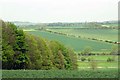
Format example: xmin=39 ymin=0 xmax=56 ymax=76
xmin=2 ymin=69 xmax=118 ymax=78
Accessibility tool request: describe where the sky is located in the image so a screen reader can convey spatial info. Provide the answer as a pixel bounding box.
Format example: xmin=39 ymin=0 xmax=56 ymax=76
xmin=0 ymin=0 xmax=119 ymax=23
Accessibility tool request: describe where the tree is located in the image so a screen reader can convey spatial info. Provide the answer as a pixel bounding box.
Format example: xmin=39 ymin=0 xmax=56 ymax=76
xmin=81 ymin=46 xmax=92 ymax=55
xmin=2 ymin=42 xmax=15 ymax=69
xmin=49 ymin=41 xmax=77 ymax=70
xmin=25 ymin=34 xmax=43 ymax=69
xmin=13 ymin=29 xmax=29 ymax=69
xmin=89 ymin=57 xmax=97 ymax=70
xmin=66 ymin=48 xmax=78 ymax=70
xmin=14 ymin=53 xmax=29 ymax=69
xmin=35 ymin=37 xmax=53 ymax=70
xmin=2 ymin=22 xmax=29 ymax=69
xmin=52 ymin=50 xmax=65 ymax=69
xmin=1 ymin=20 xmax=78 ymax=70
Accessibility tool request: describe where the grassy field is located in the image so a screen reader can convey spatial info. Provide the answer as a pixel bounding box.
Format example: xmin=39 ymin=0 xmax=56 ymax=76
xmin=2 ymin=69 xmax=118 ymax=78
xmin=26 ymin=30 xmax=116 ymax=53
xmin=77 ymin=61 xmax=118 ymax=68
xmin=77 ymin=55 xmax=118 ymax=68
xmin=78 ymin=55 xmax=118 ymax=61
xmin=47 ymin=28 xmax=118 ymax=42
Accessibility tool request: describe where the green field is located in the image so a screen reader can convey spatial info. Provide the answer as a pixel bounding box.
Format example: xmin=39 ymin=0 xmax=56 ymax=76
xmin=2 ymin=69 xmax=118 ymax=78
xmin=78 ymin=55 xmax=118 ymax=61
xmin=77 ymin=61 xmax=118 ymax=68
xmin=47 ymin=28 xmax=118 ymax=42
xmin=26 ymin=30 xmax=116 ymax=53
xmin=77 ymin=55 xmax=118 ymax=68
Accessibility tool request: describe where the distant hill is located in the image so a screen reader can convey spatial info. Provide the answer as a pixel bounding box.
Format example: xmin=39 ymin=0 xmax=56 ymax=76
xmin=11 ymin=20 xmax=118 ymax=29
xmin=99 ymin=20 xmax=118 ymax=29
xmin=100 ymin=20 xmax=118 ymax=24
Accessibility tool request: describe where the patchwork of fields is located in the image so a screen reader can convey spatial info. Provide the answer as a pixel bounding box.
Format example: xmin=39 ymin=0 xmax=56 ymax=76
xmin=24 ymin=28 xmax=118 ymax=78
xmin=3 ymin=25 xmax=118 ymax=78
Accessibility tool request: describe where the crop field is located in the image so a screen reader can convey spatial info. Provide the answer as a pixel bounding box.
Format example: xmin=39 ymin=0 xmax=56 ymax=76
xmin=47 ymin=28 xmax=118 ymax=42
xmin=26 ymin=30 xmax=116 ymax=53
xmin=2 ymin=69 xmax=118 ymax=78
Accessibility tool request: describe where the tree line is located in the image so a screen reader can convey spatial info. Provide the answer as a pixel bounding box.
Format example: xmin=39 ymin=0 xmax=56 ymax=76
xmin=1 ymin=20 xmax=77 ymax=70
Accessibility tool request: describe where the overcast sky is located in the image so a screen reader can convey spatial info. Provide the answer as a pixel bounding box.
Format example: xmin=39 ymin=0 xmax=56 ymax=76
xmin=0 ymin=0 xmax=119 ymax=23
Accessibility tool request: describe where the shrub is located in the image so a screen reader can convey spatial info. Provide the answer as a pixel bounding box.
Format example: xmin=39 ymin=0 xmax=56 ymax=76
xmin=78 ymin=53 xmax=81 ymax=56
xmin=107 ymin=57 xmax=114 ymax=62
xmin=80 ymin=57 xmax=86 ymax=61
xmin=81 ymin=47 xmax=92 ymax=55
xmin=88 ymin=57 xmax=92 ymax=62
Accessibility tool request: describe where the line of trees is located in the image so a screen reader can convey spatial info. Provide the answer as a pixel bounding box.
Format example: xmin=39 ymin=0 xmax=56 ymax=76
xmin=1 ymin=20 xmax=77 ymax=70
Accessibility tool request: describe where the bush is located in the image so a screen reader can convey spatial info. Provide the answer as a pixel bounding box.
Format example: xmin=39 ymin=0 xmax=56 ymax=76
xmin=80 ymin=57 xmax=86 ymax=61
xmin=78 ymin=53 xmax=81 ymax=56
xmin=88 ymin=57 xmax=92 ymax=62
xmin=107 ymin=57 xmax=114 ymax=62
xmin=81 ymin=47 xmax=92 ymax=55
